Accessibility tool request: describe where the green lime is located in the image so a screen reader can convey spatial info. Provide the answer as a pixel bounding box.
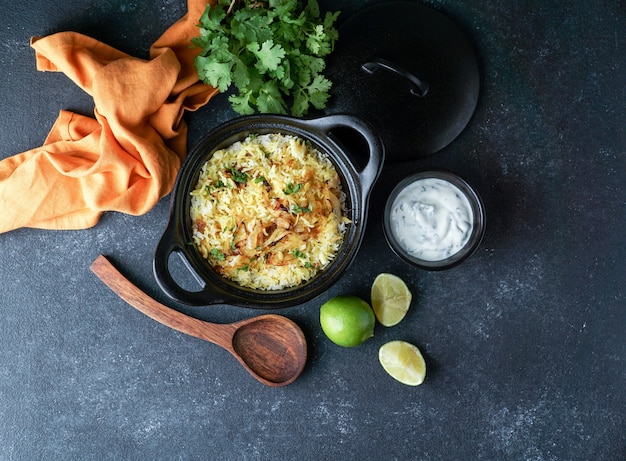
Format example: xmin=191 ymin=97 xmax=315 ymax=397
xmin=319 ymin=295 xmax=375 ymax=347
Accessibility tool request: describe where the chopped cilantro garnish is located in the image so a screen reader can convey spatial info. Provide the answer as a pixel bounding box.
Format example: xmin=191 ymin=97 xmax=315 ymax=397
xmin=283 ymin=182 xmax=303 ymax=195
xmin=255 ymin=176 xmax=270 ymax=188
xmin=227 ymin=166 xmax=249 ymax=184
xmin=205 ymin=180 xmax=225 ymax=194
xmin=210 ymin=248 xmax=226 ymax=261
xmin=290 ymin=203 xmax=311 ymax=214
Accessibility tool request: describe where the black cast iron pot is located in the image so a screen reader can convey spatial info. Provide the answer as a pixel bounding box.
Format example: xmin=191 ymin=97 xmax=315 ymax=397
xmin=153 ymin=114 xmax=384 ymax=308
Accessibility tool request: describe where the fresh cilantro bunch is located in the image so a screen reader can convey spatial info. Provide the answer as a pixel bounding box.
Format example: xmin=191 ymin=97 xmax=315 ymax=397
xmin=192 ymin=0 xmax=340 ymax=116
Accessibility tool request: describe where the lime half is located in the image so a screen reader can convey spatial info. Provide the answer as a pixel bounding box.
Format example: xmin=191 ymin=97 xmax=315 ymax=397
xmin=371 ymin=273 xmax=412 ymax=327
xmin=378 ymin=340 xmax=426 ymax=386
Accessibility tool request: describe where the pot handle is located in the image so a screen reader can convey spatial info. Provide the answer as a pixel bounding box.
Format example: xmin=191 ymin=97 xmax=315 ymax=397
xmin=153 ymin=222 xmax=228 ymax=306
xmin=304 ymin=114 xmax=385 ymax=199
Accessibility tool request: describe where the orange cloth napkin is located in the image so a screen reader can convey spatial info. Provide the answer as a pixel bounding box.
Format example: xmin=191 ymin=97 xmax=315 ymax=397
xmin=0 ymin=0 xmax=218 ymax=233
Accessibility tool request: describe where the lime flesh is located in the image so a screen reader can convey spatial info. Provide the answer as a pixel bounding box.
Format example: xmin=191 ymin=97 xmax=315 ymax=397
xmin=371 ymin=273 xmax=412 ymax=327
xmin=378 ymin=340 xmax=426 ymax=386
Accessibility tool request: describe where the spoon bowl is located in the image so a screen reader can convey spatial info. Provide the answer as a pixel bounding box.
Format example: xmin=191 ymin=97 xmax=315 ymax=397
xmin=232 ymin=315 xmax=306 ymax=385
xmin=90 ymin=255 xmax=307 ymax=387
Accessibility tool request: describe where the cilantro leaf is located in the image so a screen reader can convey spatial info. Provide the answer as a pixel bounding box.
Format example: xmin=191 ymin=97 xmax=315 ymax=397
xmin=324 ymin=11 xmax=341 ymax=42
xmin=195 ymin=55 xmax=233 ymax=92
xmin=279 ymin=58 xmax=295 ymax=90
xmin=291 ymin=74 xmax=332 ymax=115
xmin=305 ymin=24 xmax=325 ymax=55
xmin=197 ymin=3 xmax=227 ymax=33
xmin=232 ymin=9 xmax=273 ymax=43
xmin=306 ymin=74 xmax=333 ymax=109
xmin=304 ymin=0 xmax=320 ymax=18
xmin=291 ymin=90 xmax=310 ymax=118
xmin=229 ymin=94 xmax=256 ymax=115
xmin=247 ymin=40 xmax=286 ymax=73
xmin=256 ymin=80 xmax=287 ymax=114
xmin=231 ymin=57 xmax=250 ymax=89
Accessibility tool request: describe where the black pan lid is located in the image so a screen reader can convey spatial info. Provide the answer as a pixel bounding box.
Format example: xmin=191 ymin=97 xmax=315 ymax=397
xmin=324 ymin=1 xmax=480 ymax=161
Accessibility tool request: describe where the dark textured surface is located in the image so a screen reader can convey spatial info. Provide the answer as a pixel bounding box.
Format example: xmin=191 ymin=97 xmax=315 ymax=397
xmin=1 ymin=1 xmax=624 ymax=460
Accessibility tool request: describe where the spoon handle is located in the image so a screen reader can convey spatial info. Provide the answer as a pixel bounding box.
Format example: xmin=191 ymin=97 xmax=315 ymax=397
xmin=90 ymin=255 xmax=235 ymax=350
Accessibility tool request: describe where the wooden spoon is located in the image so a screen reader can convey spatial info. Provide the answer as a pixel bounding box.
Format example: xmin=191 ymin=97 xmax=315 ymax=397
xmin=90 ymin=255 xmax=307 ymax=387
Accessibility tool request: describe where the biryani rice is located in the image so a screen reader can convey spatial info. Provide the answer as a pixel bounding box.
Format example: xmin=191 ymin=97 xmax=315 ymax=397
xmin=190 ymin=133 xmax=349 ymax=290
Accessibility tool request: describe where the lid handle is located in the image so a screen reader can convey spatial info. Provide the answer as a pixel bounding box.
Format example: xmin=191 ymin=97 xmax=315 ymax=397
xmin=362 ymin=57 xmax=429 ymax=97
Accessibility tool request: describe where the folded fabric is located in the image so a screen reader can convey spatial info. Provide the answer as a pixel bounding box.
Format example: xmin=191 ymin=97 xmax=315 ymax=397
xmin=0 ymin=0 xmax=218 ymax=233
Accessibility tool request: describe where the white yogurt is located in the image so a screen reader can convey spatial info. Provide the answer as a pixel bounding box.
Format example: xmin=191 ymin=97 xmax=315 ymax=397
xmin=389 ymin=178 xmax=474 ymax=261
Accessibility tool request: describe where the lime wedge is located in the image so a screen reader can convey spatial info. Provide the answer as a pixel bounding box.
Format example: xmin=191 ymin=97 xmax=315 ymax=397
xmin=371 ymin=273 xmax=412 ymax=327
xmin=378 ymin=340 xmax=426 ymax=386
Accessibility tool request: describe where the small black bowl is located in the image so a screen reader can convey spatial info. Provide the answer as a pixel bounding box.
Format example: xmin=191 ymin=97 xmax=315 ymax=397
xmin=383 ymin=170 xmax=485 ymax=270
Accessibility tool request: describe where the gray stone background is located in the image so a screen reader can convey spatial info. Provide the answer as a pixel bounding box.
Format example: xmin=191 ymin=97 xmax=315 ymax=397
xmin=1 ymin=1 xmax=624 ymax=459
